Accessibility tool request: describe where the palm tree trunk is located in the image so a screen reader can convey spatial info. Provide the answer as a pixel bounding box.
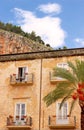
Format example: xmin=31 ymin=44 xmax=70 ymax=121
xmin=81 ymin=113 xmax=84 ymax=130
xmin=79 ymin=100 xmax=84 ymax=130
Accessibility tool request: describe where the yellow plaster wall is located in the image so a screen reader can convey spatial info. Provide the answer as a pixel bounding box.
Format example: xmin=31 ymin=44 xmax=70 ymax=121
xmin=41 ymin=56 xmax=83 ymax=130
xmin=0 ymin=59 xmax=41 ymax=130
xmin=0 ymin=55 xmax=83 ymax=130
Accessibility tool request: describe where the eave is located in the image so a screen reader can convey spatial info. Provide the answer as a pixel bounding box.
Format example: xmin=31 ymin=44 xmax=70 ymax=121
xmin=0 ymin=47 xmax=84 ymax=62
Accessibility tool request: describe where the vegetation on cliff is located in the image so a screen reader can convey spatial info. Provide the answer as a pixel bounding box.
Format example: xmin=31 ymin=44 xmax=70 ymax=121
xmin=0 ymin=21 xmax=67 ymax=51
xmin=0 ymin=21 xmax=47 ymax=45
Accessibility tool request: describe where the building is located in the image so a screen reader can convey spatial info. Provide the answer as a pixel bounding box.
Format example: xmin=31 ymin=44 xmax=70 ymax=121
xmin=0 ymin=48 xmax=84 ymax=130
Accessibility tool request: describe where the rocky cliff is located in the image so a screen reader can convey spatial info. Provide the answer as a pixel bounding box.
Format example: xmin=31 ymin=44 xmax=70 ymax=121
xmin=0 ymin=29 xmax=52 ymax=54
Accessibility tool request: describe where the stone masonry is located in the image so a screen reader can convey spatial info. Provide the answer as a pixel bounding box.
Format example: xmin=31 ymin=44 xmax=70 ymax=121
xmin=0 ymin=29 xmax=52 ymax=54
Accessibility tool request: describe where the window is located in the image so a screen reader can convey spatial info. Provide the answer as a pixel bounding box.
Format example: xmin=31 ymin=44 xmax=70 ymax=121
xmin=15 ymin=103 xmax=26 ymax=121
xmin=56 ymin=102 xmax=68 ymax=124
xmin=16 ymin=67 xmax=28 ymax=81
xmin=55 ymin=63 xmax=68 ymax=80
xmin=57 ymin=63 xmax=68 ymax=70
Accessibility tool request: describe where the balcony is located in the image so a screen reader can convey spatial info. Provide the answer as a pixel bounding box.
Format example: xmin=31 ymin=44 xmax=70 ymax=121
xmin=10 ymin=73 xmax=34 ymax=85
xmin=48 ymin=115 xmax=76 ymax=129
xmin=49 ymin=72 xmax=67 ymax=83
xmin=7 ymin=115 xmax=32 ymax=130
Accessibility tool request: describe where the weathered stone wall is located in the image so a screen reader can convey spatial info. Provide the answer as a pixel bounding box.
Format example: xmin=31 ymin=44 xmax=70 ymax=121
xmin=0 ymin=29 xmax=52 ymax=54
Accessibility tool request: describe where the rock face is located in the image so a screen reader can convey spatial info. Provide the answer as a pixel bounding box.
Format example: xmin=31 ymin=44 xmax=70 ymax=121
xmin=0 ymin=29 xmax=52 ymax=54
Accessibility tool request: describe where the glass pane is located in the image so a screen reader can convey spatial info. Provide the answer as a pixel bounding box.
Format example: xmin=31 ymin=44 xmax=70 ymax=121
xmin=23 ymin=67 xmax=27 ymax=78
xmin=24 ymin=67 xmax=26 ymax=73
xmin=16 ymin=104 xmax=20 ymax=115
xmin=57 ymin=103 xmax=67 ymax=119
xmin=57 ymin=63 xmax=68 ymax=69
xmin=63 ymin=63 xmax=68 ymax=69
xmin=22 ymin=67 xmax=26 ymax=78
xmin=21 ymin=104 xmax=25 ymax=120
xmin=57 ymin=63 xmax=62 ymax=68
xmin=58 ymin=103 xmax=62 ymax=119
xmin=63 ymin=103 xmax=67 ymax=119
xmin=21 ymin=104 xmax=25 ymax=115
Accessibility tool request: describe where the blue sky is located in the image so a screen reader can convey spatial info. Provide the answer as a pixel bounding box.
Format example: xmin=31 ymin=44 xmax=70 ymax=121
xmin=0 ymin=0 xmax=84 ymax=49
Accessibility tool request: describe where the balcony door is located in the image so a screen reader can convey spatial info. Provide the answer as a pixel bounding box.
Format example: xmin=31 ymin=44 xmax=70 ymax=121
xmin=56 ymin=102 xmax=68 ymax=124
xmin=16 ymin=67 xmax=28 ymax=81
xmin=15 ymin=103 xmax=26 ymax=123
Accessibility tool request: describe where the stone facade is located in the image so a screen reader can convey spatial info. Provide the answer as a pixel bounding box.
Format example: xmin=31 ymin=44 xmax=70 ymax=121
xmin=0 ymin=48 xmax=83 ymax=130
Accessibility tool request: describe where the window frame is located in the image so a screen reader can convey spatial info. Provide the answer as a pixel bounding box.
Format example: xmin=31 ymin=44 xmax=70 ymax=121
xmin=56 ymin=101 xmax=69 ymax=124
xmin=16 ymin=66 xmax=28 ymax=81
xmin=57 ymin=62 xmax=68 ymax=70
xmin=14 ymin=102 xmax=27 ymax=121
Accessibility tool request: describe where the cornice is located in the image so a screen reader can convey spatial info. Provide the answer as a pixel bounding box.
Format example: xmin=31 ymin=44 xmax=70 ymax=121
xmin=0 ymin=48 xmax=84 ymax=62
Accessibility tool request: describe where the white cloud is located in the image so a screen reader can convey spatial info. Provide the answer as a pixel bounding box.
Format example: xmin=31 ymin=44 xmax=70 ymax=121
xmin=38 ymin=3 xmax=61 ymax=14
xmin=13 ymin=8 xmax=66 ymax=48
xmin=74 ymin=38 xmax=84 ymax=46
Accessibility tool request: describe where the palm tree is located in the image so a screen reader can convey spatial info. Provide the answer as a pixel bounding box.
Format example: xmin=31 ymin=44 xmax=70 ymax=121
xmin=44 ymin=60 xmax=84 ymax=130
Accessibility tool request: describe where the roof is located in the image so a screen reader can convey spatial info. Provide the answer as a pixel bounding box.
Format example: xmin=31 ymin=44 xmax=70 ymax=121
xmin=0 ymin=47 xmax=84 ymax=62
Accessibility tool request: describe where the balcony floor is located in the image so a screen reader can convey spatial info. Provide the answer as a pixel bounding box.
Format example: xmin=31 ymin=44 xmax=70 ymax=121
xmin=49 ymin=124 xmax=75 ymax=129
xmin=7 ymin=125 xmax=32 ymax=130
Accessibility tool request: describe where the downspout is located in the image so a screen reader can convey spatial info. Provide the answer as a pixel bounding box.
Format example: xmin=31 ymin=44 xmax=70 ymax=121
xmin=39 ymin=58 xmax=43 ymax=130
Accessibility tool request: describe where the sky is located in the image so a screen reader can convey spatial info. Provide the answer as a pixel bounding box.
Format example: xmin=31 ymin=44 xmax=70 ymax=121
xmin=0 ymin=0 xmax=84 ymax=49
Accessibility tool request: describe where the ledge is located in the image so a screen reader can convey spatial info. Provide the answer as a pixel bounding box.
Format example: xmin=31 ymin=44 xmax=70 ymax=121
xmin=7 ymin=125 xmax=32 ymax=129
xmin=49 ymin=125 xmax=75 ymax=129
xmin=0 ymin=47 xmax=84 ymax=62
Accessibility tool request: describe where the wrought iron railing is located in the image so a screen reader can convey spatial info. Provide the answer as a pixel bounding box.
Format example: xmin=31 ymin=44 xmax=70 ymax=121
xmin=48 ymin=115 xmax=76 ymax=127
xmin=10 ymin=73 xmax=34 ymax=84
xmin=49 ymin=72 xmax=67 ymax=82
xmin=7 ymin=116 xmax=32 ymax=126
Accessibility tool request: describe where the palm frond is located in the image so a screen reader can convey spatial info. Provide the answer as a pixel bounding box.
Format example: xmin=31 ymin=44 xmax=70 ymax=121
xmin=43 ymin=82 xmax=73 ymax=106
xmin=59 ymin=88 xmax=75 ymax=109
xmin=53 ymin=67 xmax=77 ymax=86
xmin=69 ymin=60 xmax=84 ymax=83
xmin=75 ymin=60 xmax=84 ymax=82
xmin=44 ymin=60 xmax=84 ymax=114
xmin=67 ymin=61 xmax=79 ymax=82
xmin=69 ymin=98 xmax=78 ymax=115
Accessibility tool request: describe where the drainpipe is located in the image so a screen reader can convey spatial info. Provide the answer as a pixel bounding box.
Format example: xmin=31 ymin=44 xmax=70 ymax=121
xmin=39 ymin=58 xmax=42 ymax=130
